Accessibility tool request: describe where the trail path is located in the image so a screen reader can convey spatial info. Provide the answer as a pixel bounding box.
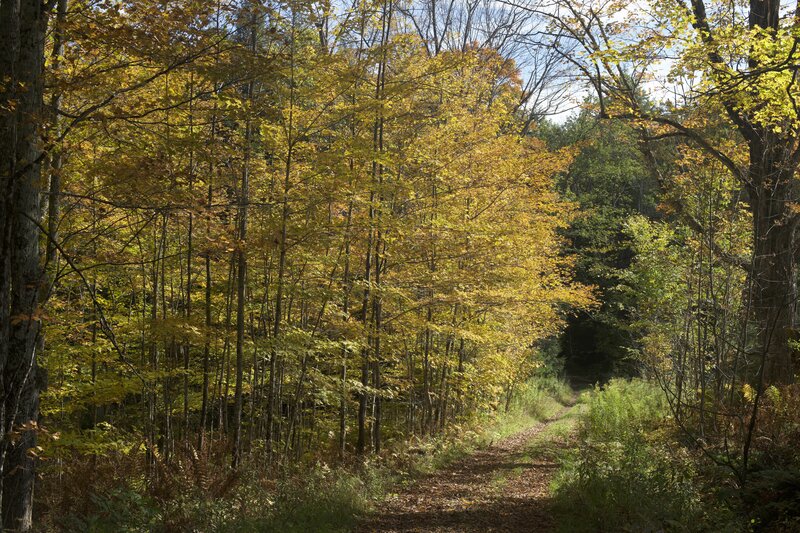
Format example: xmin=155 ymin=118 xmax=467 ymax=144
xmin=358 ymin=403 xmax=579 ymax=532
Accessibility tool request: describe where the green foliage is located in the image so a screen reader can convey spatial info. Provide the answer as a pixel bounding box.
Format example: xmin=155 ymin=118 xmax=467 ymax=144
xmin=580 ymin=378 xmax=667 ymax=442
xmin=189 ymin=467 xmax=383 ymax=533
xmin=59 ymin=466 xmax=383 ymax=533
xmin=537 ymin=110 xmax=659 ymax=381
xmin=553 ymin=379 xmax=702 ymax=532
xmin=512 ymin=377 xmax=574 ymax=419
xmin=61 ymin=488 xmax=159 ymax=533
xmin=399 ymin=377 xmax=573 ymax=475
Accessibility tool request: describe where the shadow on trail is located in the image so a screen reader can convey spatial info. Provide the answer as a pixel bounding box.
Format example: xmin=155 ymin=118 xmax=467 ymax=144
xmin=359 ymin=405 xmax=575 ymax=533
xmin=366 ymin=494 xmax=555 ymax=533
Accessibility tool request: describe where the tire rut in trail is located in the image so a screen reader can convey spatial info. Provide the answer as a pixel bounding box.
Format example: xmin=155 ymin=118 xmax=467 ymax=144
xmin=358 ymin=403 xmax=576 ymax=533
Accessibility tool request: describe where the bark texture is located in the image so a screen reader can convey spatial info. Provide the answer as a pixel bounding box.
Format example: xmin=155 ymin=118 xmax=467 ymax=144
xmin=0 ymin=0 xmax=51 ymax=529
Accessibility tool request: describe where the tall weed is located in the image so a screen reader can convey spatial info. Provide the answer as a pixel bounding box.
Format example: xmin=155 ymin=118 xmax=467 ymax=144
xmin=553 ymin=379 xmax=702 ymax=532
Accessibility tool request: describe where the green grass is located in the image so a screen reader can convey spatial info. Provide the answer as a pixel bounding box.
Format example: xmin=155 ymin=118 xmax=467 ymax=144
xmin=478 ymin=378 xmax=573 ymax=443
xmin=552 ymin=379 xmax=703 ymax=533
xmin=368 ymin=377 xmax=574 ymax=524
xmin=405 ymin=377 xmax=573 ymax=476
xmin=512 ymin=404 xmax=581 ymax=486
xmin=478 ymin=383 xmax=580 ymax=493
xmin=213 ymin=467 xmax=388 ymax=532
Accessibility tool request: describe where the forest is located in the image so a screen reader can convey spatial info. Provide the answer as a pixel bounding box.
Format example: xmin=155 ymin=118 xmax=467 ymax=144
xmin=3 ymin=0 xmax=800 ymax=531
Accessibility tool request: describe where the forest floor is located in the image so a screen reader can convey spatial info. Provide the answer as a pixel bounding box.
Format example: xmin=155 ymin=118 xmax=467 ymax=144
xmin=358 ymin=401 xmax=580 ymax=532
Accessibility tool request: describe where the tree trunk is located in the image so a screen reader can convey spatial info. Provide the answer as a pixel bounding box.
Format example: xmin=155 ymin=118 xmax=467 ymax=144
xmin=357 ymin=192 xmax=374 ymax=455
xmin=45 ymin=0 xmax=67 ymax=270
xmin=748 ymin=137 xmax=798 ymax=384
xmin=266 ymin=137 xmax=292 ymax=465
xmin=0 ymin=1 xmax=51 ymax=528
xmin=231 ymin=120 xmax=250 ymax=469
xmin=231 ymin=3 xmax=259 ymax=469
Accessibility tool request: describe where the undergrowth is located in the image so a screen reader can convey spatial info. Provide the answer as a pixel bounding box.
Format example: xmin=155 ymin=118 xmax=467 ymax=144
xmin=552 ymin=378 xmax=747 ymax=532
xmin=393 ymin=377 xmax=571 ymax=478
xmin=49 ymin=377 xmax=571 ymax=532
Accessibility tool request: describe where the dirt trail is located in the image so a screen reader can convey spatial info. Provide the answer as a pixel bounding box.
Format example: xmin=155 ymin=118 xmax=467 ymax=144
xmin=358 ymin=404 xmax=577 ymax=532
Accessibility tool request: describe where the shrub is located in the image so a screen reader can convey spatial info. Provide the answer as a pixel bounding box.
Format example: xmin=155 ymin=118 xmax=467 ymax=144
xmin=553 ymin=379 xmax=702 ymax=532
xmin=580 ymin=377 xmax=666 ymax=442
xmin=60 ymin=488 xmax=159 ymax=532
xmin=511 ymin=377 xmax=573 ymax=420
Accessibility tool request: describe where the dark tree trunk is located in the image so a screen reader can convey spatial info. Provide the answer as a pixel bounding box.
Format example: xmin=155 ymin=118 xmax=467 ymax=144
xmin=747 ymin=135 xmax=798 ymax=385
xmin=742 ymin=0 xmax=797 ymax=385
xmin=232 ymin=4 xmax=259 ymax=469
xmin=0 ymin=0 xmax=51 ymax=529
xmin=45 ymin=0 xmax=67 ymax=269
